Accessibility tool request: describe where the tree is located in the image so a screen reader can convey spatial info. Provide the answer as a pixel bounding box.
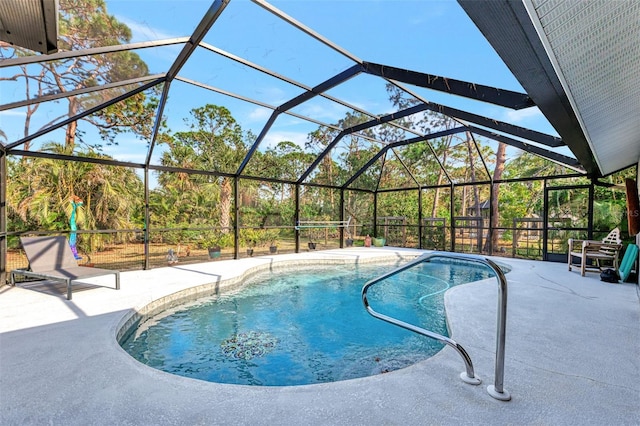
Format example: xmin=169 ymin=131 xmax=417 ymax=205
xmin=251 ymin=141 xmax=314 ymax=226
xmin=0 ymin=0 xmax=156 ymax=150
xmin=156 ymin=105 xmax=249 ymax=232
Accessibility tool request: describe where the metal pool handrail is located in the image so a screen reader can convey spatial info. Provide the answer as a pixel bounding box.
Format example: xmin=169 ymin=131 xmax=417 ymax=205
xmin=361 ymin=251 xmax=511 ymax=401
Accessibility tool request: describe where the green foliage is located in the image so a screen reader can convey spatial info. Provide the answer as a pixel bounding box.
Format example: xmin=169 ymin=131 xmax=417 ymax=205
xmin=239 ymin=228 xmax=266 ymax=248
xmin=1 ymin=0 xmax=157 ymax=150
xmin=8 ymin=143 xmax=143 ymax=233
xmin=264 ymin=229 xmax=280 ymax=245
xmin=199 ymin=232 xmax=234 ymax=250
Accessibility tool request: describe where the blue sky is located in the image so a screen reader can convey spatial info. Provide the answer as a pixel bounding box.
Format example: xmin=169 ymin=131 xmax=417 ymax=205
xmin=1 ymin=0 xmax=563 ymax=168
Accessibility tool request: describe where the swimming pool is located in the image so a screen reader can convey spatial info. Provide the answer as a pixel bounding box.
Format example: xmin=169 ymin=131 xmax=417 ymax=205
xmin=120 ymin=258 xmax=495 ymax=386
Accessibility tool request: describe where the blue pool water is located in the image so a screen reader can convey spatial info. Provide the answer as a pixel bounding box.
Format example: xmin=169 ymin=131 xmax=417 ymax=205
xmin=120 ymin=259 xmax=495 ymax=386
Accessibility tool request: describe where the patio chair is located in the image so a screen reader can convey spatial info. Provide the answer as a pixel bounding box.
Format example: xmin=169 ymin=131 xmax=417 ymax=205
xmin=568 ymin=228 xmax=622 ymax=277
xmin=9 ymin=236 xmax=120 ymax=300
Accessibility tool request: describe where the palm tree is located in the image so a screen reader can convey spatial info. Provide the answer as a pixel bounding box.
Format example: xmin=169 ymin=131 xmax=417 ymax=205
xmin=8 ymin=142 xmax=143 ymax=251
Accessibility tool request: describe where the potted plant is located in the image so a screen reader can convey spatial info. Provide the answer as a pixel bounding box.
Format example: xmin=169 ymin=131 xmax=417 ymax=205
xmin=265 ymin=229 xmax=279 ymax=254
xmin=246 ymin=240 xmax=255 ymax=257
xmin=201 ymin=233 xmax=231 ymax=260
xmin=373 ymin=237 xmax=386 ymax=247
xmin=240 ymin=228 xmax=258 ymax=257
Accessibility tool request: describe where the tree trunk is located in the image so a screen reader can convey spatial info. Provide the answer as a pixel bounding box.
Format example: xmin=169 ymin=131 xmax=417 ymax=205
xmin=431 ymin=135 xmax=453 ymax=217
xmin=465 ymin=133 xmax=482 ymax=250
xmin=65 ymin=98 xmax=79 ymax=149
xmin=465 ymin=133 xmax=481 ymax=218
xmin=484 ymin=142 xmax=507 ymax=252
xmin=219 ymin=177 xmax=232 ymax=233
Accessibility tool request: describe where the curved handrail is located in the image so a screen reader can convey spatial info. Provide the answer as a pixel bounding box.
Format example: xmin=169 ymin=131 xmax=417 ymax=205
xmin=361 ymin=251 xmax=511 ymax=401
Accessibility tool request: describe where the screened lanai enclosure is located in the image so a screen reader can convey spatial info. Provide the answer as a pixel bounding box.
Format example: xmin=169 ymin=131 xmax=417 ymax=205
xmin=1 ymin=0 xmax=639 ymax=278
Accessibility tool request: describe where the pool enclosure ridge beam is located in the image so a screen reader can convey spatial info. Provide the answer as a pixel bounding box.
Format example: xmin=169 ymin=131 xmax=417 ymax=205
xmin=279 ymin=64 xmax=362 ymax=112
xmin=0 ymin=38 xmax=190 ymax=69
xmin=362 ymin=61 xmax=534 ymax=110
xmin=0 ymin=74 xmax=166 ymax=113
xmin=166 ymin=0 xmax=229 ymax=81
xmin=5 ymin=78 xmax=163 ymax=150
xmin=468 ymin=126 xmax=583 ymax=171
xmin=205 ymin=42 xmax=439 ymax=151
xmin=250 ymin=2 xmax=443 ymax=170
xmin=349 ymin=103 xmax=432 ymax=133
xmin=422 ymin=102 xmax=562 ymax=147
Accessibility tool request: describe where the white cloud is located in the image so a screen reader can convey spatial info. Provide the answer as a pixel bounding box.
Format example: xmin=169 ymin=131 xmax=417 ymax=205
xmin=116 ymin=16 xmax=179 ymax=42
xmin=100 ymin=138 xmax=148 ymax=163
xmin=0 ymin=110 xmax=27 ymax=117
xmin=298 ymin=102 xmax=348 ymax=122
xmin=112 ymin=16 xmax=184 ymax=65
xmin=250 ymin=86 xmax=293 ymax=106
xmin=109 ymin=152 xmax=147 ymax=163
xmin=261 ymin=131 xmax=308 ymax=149
xmin=498 ymin=106 xmax=559 ymax=136
xmin=502 ymin=107 xmax=544 ymax=123
xmin=248 ymin=107 xmax=273 ymax=122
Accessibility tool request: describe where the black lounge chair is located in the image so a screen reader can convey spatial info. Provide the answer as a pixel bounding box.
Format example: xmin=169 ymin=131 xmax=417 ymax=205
xmin=9 ymin=236 xmax=120 ymax=300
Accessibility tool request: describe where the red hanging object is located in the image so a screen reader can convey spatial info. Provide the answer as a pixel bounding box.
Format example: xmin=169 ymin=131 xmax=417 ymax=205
xmin=625 ymin=178 xmax=640 ymax=236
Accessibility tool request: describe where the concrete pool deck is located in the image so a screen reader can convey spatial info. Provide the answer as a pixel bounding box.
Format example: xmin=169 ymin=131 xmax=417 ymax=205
xmin=0 ymin=247 xmax=638 ymax=425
